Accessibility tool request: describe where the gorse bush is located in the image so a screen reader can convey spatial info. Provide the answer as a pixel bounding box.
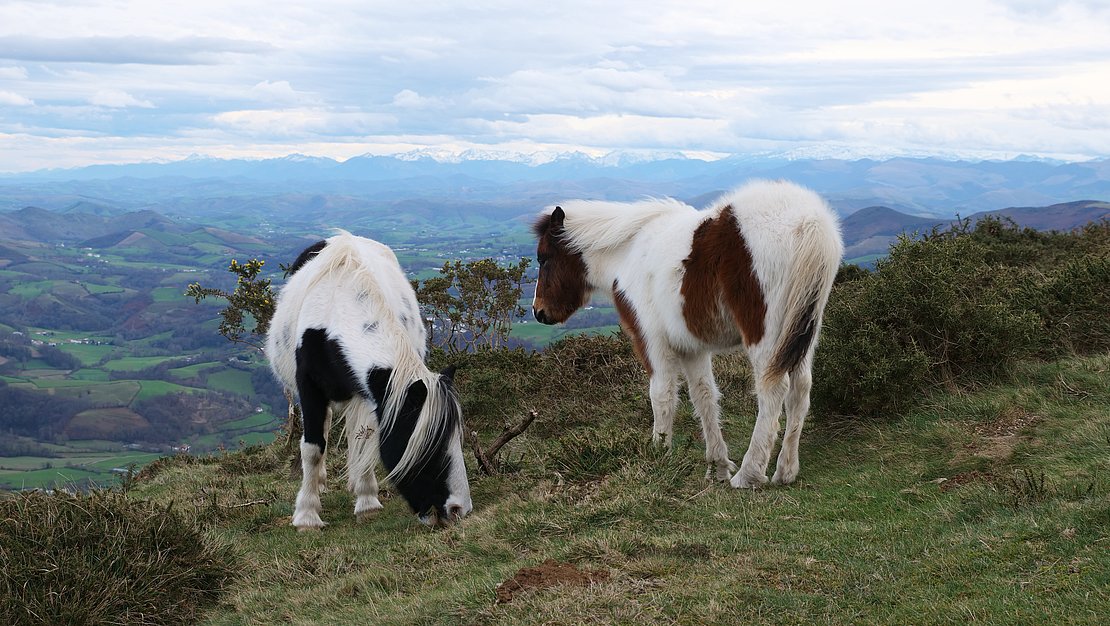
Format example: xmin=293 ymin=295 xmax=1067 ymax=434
xmin=430 ymin=333 xmax=648 ymax=441
xmin=814 ymin=217 xmax=1110 ymax=419
xmin=0 ymin=490 xmax=238 ymax=625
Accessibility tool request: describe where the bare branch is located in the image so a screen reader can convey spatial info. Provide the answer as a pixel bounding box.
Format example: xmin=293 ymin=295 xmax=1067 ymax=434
xmin=468 ymin=409 xmax=538 ymax=474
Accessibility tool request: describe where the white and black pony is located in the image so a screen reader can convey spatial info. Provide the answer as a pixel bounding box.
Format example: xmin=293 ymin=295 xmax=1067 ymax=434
xmin=532 ymin=180 xmax=843 ymax=488
xmin=267 ymin=231 xmax=472 ymax=529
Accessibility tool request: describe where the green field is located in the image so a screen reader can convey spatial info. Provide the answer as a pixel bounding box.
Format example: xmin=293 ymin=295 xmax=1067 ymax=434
xmin=169 ymin=361 xmax=223 ymax=378
xmin=102 ymin=356 xmax=181 ymax=372
xmin=69 ymin=368 xmax=111 ymax=381
xmin=205 ymin=368 xmax=254 ymax=395
xmin=9 ymin=280 xmax=56 ymax=297
xmin=56 ymin=342 xmax=116 ymax=365
xmin=82 ymin=282 xmax=126 ymax=295
xmin=151 ymin=286 xmax=189 ymax=303
xmin=133 ymin=380 xmax=205 ymax=402
xmin=0 ymin=450 xmax=163 ymax=490
xmin=223 ymin=410 xmax=275 ymax=429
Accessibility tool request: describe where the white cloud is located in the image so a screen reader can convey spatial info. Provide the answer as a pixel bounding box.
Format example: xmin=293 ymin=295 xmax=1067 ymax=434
xmin=392 ymin=89 xmax=446 ymax=109
xmin=0 ymin=90 xmax=34 ymax=106
xmin=211 ymin=108 xmax=395 ymax=138
xmin=0 ymin=66 xmax=28 ymax=79
xmin=1 ymin=0 xmax=1110 ymax=171
xmin=250 ymin=80 xmax=320 ymax=105
xmin=89 ymin=89 xmax=155 ymax=108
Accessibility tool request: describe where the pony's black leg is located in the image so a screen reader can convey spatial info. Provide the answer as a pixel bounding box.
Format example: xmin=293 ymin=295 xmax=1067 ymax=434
xmin=293 ymin=378 xmax=329 ymax=530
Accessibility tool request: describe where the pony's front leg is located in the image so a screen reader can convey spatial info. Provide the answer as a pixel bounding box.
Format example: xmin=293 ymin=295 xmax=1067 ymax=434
xmin=682 ymin=354 xmax=737 ymax=482
xmin=345 ymin=399 xmax=384 ymax=521
xmin=648 ymin=355 xmax=680 ymax=447
xmin=292 ymin=384 xmax=328 ymax=530
xmin=731 ymin=372 xmax=788 ymax=489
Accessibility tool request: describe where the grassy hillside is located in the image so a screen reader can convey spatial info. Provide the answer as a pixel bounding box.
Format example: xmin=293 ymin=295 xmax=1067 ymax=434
xmin=119 ymin=351 xmax=1109 ymax=624
xmin=4 ymin=212 xmax=1109 ymax=623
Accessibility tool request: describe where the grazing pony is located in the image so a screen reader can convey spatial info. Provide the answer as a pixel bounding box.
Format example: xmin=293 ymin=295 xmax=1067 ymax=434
xmin=532 ymin=180 xmax=843 ymax=488
xmin=267 ymin=231 xmax=472 ymax=529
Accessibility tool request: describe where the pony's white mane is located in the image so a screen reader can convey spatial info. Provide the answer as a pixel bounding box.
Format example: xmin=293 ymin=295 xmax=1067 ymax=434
xmin=553 ymin=197 xmax=694 ymax=252
xmin=314 ymin=230 xmax=458 ymax=484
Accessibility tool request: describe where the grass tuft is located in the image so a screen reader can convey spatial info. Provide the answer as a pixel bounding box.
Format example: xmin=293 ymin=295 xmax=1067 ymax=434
xmin=0 ymin=490 xmax=238 ymax=625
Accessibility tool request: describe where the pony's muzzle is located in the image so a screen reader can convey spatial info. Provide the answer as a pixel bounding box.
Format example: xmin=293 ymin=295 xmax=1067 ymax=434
xmin=419 ymin=503 xmax=470 ymax=528
xmin=533 ymin=307 xmax=553 ymax=325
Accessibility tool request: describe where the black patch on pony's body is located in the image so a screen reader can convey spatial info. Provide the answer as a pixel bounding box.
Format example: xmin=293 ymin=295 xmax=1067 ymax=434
xmin=285 ymin=240 xmax=328 ymax=277
xmin=294 ymin=328 xmax=360 ymax=451
xmin=366 ymin=369 xmax=459 ymax=519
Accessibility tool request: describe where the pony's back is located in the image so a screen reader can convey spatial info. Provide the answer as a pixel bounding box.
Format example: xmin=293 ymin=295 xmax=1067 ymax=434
xmin=266 ymin=231 xmax=426 ymax=395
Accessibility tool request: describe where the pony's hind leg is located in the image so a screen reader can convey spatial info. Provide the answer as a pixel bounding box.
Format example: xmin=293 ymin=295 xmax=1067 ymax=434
xmin=344 ymin=398 xmax=384 ymax=521
xmin=682 ymin=353 xmax=737 ymax=481
xmin=648 ymin=350 xmax=681 ymax=447
xmin=293 ymin=381 xmax=329 ymax=530
xmin=731 ymin=371 xmax=788 ymax=489
xmin=773 ymin=355 xmax=813 ymax=486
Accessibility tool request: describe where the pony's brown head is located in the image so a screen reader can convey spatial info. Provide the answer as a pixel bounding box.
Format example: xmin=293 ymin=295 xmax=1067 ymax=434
xmin=532 ymin=206 xmax=590 ymax=325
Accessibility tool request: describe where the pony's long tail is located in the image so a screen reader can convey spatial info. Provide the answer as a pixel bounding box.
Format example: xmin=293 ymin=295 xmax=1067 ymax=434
xmin=764 ymin=217 xmax=842 ymax=385
xmin=309 ymin=231 xmax=453 ymax=484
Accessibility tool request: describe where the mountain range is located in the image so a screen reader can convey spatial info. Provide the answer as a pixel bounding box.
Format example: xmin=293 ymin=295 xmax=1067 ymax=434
xmin=3 ymin=195 xmax=1106 ymax=265
xmin=2 ymin=153 xmax=1109 ymax=217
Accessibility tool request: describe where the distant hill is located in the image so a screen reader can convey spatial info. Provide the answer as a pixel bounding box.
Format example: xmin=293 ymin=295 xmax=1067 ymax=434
xmin=982 ymin=200 xmax=1110 ymax=231
xmin=0 ymin=207 xmax=177 ymax=243
xmin=840 ymin=200 xmax=1110 ymax=261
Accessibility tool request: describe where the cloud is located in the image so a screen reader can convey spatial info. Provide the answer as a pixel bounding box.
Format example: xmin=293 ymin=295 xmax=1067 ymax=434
xmin=0 ymin=90 xmax=34 ymax=106
xmin=89 ymin=89 xmax=155 ymax=108
xmin=0 ymin=66 xmax=28 ymax=79
xmin=211 ymin=108 xmax=396 ymax=138
xmin=1 ymin=1 xmax=1110 ymax=171
xmin=392 ymin=89 xmax=446 ymax=109
xmin=0 ymin=35 xmax=274 ymax=65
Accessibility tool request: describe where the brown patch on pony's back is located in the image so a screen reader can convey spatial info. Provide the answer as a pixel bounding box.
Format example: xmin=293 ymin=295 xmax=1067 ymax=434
xmin=613 ymin=282 xmax=652 ymax=376
xmin=680 ymin=205 xmax=766 ymax=346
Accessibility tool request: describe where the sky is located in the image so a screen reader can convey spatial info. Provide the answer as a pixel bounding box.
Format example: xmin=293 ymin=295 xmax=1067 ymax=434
xmin=1 ymin=0 xmax=1109 ymax=172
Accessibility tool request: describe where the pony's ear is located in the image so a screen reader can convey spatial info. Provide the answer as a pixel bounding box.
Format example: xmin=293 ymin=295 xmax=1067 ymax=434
xmin=440 ymin=364 xmax=458 ymax=381
xmin=551 ymin=206 xmax=565 ymax=229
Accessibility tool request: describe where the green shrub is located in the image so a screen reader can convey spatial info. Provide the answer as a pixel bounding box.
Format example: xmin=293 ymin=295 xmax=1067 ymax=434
xmin=0 ymin=490 xmax=238 ymax=625
xmin=813 ymin=217 xmax=1108 ymax=419
xmin=432 ymin=333 xmax=647 ymax=437
xmin=1033 ymin=256 xmax=1110 ymax=355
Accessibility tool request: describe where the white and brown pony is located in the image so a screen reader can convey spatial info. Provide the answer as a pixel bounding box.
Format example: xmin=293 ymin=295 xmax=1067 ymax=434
xmin=532 ymin=180 xmax=843 ymax=488
xmin=267 ymin=231 xmax=472 ymax=529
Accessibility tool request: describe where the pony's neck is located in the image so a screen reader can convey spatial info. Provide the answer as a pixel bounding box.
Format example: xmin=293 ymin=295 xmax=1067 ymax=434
xmin=562 ymin=198 xmax=688 ymax=289
xmin=563 ymin=198 xmax=683 ymax=254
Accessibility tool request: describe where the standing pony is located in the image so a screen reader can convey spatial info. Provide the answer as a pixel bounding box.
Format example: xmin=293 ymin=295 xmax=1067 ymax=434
xmin=532 ymin=180 xmax=842 ymax=488
xmin=267 ymin=231 xmax=472 ymax=529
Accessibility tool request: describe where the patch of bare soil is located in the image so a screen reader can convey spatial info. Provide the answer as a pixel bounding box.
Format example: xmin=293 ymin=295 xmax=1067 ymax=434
xmin=972 ymin=405 xmax=1040 ymax=439
xmin=939 ymin=470 xmax=995 ymax=492
xmin=495 ymin=559 xmax=609 ymax=604
xmin=950 ymin=406 xmax=1041 ymax=466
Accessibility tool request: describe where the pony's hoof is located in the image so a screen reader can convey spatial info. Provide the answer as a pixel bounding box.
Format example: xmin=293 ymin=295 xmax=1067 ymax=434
xmin=771 ymin=467 xmax=799 ymax=486
xmin=730 ymin=471 xmax=768 ymax=489
xmin=706 ymin=459 xmax=739 ymax=482
xmin=292 ymin=512 xmax=327 ymax=531
xmin=355 ymin=497 xmax=384 ymax=522
xmin=651 ymin=432 xmax=672 ymax=448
